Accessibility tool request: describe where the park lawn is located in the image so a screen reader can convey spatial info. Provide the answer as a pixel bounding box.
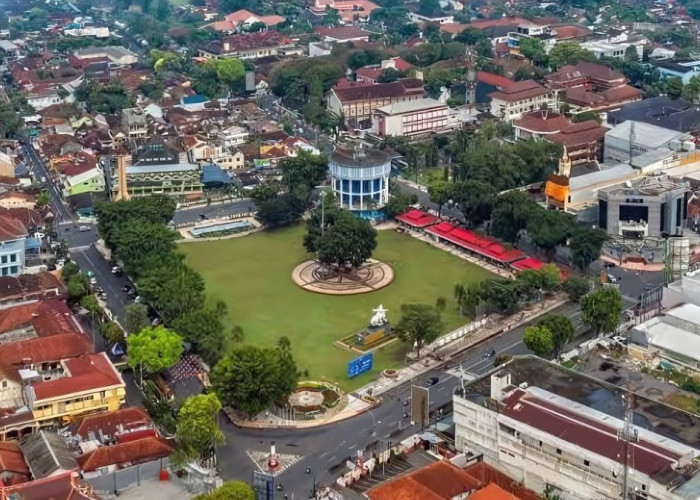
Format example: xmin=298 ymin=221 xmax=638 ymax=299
xmin=181 ymin=225 xmax=495 ymax=391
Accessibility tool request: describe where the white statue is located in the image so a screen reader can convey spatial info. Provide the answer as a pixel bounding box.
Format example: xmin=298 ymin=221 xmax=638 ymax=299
xmin=370 ymin=305 xmax=388 ymax=327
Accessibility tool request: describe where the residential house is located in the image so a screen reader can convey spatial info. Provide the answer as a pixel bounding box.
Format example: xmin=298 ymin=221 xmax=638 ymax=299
xmin=0 ymin=472 xmax=101 ymax=500
xmin=121 ymin=108 xmax=148 ymax=139
xmin=76 ymin=437 xmax=174 ymax=478
xmin=0 ymin=192 xmax=36 ymax=210
xmin=0 ymin=442 xmax=30 ymax=485
xmin=198 ymin=31 xmax=302 ymax=60
xmin=488 ymin=79 xmax=554 ymax=121
xmin=326 ymin=79 xmax=425 ymax=129
xmin=25 ymin=90 xmax=62 ymax=112
xmin=579 ymin=36 xmax=646 ymax=61
xmin=0 ymin=272 xmax=66 ymax=305
xmin=407 ymin=12 xmax=454 ymax=24
xmin=215 ymin=125 xmax=249 ymax=146
xmin=314 ymin=26 xmax=370 ymax=43
xmin=202 ymin=9 xmax=285 ymax=32
xmin=19 ymin=430 xmax=78 ymax=479
xmin=355 ymin=58 xmax=413 ymax=84
xmin=308 ymin=0 xmax=379 ymax=23
xmin=183 ymin=135 xmax=245 ymax=170
xmin=0 ymin=151 xmax=14 ymax=178
xmin=62 ymin=167 xmax=105 ymax=198
xmin=73 ymin=47 xmax=138 ymax=66
xmin=372 ymin=98 xmax=455 ymax=137
xmin=0 ymin=215 xmax=27 ymax=277
xmin=513 ymin=111 xmax=607 ymax=166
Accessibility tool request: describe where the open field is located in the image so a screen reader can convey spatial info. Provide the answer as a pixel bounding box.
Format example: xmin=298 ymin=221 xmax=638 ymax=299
xmin=181 ymin=225 xmax=495 ymax=390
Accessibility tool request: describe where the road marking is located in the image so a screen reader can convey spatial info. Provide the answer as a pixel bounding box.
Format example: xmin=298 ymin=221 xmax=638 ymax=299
xmin=327 ymin=456 xmax=336 ymax=463
xmin=348 ymin=444 xmax=357 ymax=450
xmin=69 ymin=245 xmax=91 ymax=252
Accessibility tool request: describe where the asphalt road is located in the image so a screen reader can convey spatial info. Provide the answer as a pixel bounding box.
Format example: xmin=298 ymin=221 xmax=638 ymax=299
xmin=172 ymin=200 xmax=257 ymax=226
xmin=21 ymin=140 xmax=73 ymax=223
xmin=218 ymin=302 xmax=590 ymax=498
xmin=394 ymin=178 xmax=463 ymax=222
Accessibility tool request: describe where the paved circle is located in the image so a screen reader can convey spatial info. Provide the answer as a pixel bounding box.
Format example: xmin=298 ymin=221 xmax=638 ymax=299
xmin=291 ymin=259 xmax=395 ymax=295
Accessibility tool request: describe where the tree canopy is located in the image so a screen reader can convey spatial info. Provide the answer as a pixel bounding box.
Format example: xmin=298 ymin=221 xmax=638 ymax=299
xmin=395 ymin=303 xmax=444 ymax=358
xmin=580 ymin=287 xmax=623 ymax=335
xmin=175 ymin=394 xmax=225 ymax=464
xmin=316 ymin=211 xmax=377 ymax=274
xmin=548 ymin=42 xmax=596 ymax=69
xmin=126 ymin=326 xmax=184 ymax=374
xmin=193 ymin=481 xmax=255 ymax=500
xmin=523 ymin=325 xmax=555 ymax=357
xmin=211 ymin=344 xmax=299 ymax=417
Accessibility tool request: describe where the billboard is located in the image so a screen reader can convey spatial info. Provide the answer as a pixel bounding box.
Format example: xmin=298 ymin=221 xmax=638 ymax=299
xmin=347 ymin=353 xmax=373 ymax=378
xmin=410 ymin=385 xmax=429 ymax=430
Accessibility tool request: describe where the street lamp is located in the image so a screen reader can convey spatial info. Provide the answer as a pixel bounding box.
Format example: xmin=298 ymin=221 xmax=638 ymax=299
xmin=368 ymin=410 xmax=381 ymax=436
xmin=320 ymin=191 xmax=328 ymax=235
xmin=305 ymin=467 xmax=317 ymax=499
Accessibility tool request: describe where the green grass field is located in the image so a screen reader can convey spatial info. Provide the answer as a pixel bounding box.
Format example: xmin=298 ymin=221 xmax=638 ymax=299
xmin=181 ymin=225 xmax=494 ymax=390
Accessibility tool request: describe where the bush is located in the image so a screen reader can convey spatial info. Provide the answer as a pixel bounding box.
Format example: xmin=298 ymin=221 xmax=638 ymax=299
xmin=322 ymin=389 xmax=340 ymax=407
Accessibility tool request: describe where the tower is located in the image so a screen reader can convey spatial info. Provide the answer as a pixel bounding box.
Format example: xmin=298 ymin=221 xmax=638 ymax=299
xmin=464 ymin=46 xmax=477 ymax=106
xmin=557 ymin=146 xmax=572 ymax=178
xmin=113 ymin=155 xmax=131 ymax=202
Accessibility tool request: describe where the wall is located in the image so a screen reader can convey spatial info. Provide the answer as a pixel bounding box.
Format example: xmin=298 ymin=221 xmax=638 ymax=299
xmin=0 ymin=378 xmax=22 ymax=409
xmin=86 ymin=457 xmax=170 ymax=495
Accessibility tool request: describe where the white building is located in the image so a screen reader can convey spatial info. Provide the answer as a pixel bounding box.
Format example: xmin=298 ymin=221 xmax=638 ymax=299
xmin=64 ymin=26 xmax=110 ymax=38
xmin=73 ymin=46 xmax=138 ymax=66
xmin=26 ymin=90 xmax=62 ymax=111
xmin=0 ymin=215 xmax=27 ymax=277
xmin=603 ymin=120 xmax=691 ymax=165
xmin=371 ymin=98 xmax=453 ymax=137
xmin=121 ymin=108 xmax=148 ymax=139
xmin=488 ymin=80 xmax=555 ymax=121
xmin=408 ymin=12 xmax=454 ymax=24
xmin=454 ymin=357 xmax=700 ymax=500
xmin=328 ymin=147 xmax=392 ymax=220
xmin=580 ymin=38 xmax=645 ymax=61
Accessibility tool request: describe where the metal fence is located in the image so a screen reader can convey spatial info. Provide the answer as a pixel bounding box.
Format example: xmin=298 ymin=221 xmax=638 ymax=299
xmin=86 ymin=458 xmax=169 ymax=495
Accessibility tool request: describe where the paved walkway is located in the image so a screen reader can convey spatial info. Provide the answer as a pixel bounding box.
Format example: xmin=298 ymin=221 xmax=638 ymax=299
xmin=106 ymin=479 xmax=194 ymax=500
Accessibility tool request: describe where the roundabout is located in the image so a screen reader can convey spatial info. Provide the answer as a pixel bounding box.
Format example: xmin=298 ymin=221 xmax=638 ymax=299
xmin=291 ymin=259 xmax=395 ymax=295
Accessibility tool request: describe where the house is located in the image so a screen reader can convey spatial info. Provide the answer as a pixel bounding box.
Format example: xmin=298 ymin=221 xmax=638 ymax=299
xmin=19 ymin=430 xmax=77 ymax=478
xmin=198 ymin=31 xmax=301 ymax=60
xmin=488 ymin=79 xmax=554 ymax=121
xmin=76 ymin=437 xmax=174 ymax=478
xmin=565 ymin=85 xmax=643 ymax=113
xmin=513 ymin=111 xmax=607 ymax=166
xmin=121 ymin=108 xmax=148 ymax=139
xmin=0 ymin=151 xmax=14 ymax=179
xmin=203 ymin=9 xmax=285 ymax=32
xmin=63 ymin=167 xmax=105 ymax=198
xmin=25 ymin=90 xmax=62 ymax=112
xmin=0 ymin=208 xmax=44 ymax=232
xmin=372 ymin=98 xmax=455 ymax=137
xmin=579 ymin=36 xmax=646 ymax=61
xmin=0 ymin=214 xmax=28 ymax=277
xmin=308 ymin=0 xmax=379 ymax=23
xmin=72 ymin=407 xmax=155 ymax=441
xmin=314 ymin=26 xmax=370 ymax=43
xmin=326 ymin=79 xmax=425 ymax=129
xmin=0 ymin=192 xmax=36 ymax=210
xmin=0 ymin=272 xmax=65 ymax=305
xmin=73 ymin=46 xmax=138 ymax=66
xmin=407 ymin=12 xmax=455 ymax=24
xmin=0 ymin=471 xmax=101 ymax=500
xmin=0 ymin=442 xmax=30 ymax=485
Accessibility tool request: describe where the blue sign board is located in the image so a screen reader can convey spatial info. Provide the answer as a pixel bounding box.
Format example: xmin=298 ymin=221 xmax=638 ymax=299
xmin=347 ymin=353 xmax=373 ymax=378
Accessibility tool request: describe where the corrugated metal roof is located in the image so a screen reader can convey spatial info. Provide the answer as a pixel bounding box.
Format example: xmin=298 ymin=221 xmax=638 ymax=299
xmin=606 ymin=120 xmax=688 ymax=149
xmin=568 ymin=164 xmax=636 ymax=191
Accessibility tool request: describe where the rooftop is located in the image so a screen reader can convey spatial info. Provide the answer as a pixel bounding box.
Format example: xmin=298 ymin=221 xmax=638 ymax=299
xmin=76 ymin=436 xmax=174 ymax=472
xmin=329 ymin=147 xmax=393 ymax=168
xmin=125 ymin=163 xmax=198 ymax=175
xmin=0 ymin=300 xmax=79 ymax=338
xmin=331 ymin=79 xmax=424 ymax=103
xmin=203 ymin=30 xmax=294 ymax=55
xmin=395 ymin=209 xmax=439 ymax=228
xmin=73 ymin=407 xmax=152 ymax=441
xmin=426 ymin=222 xmax=524 ymax=263
xmin=19 ymin=431 xmax=77 ymax=479
xmin=607 ymin=96 xmax=700 ymax=133
xmin=606 ymin=120 xmax=688 ymax=149
xmin=488 ymin=80 xmax=550 ymax=102
xmin=314 ymin=26 xmax=370 ymax=40
xmin=0 ymin=214 xmax=27 ymax=241
xmin=599 ymin=175 xmax=687 ymax=197
xmin=0 ymin=471 xmax=100 ymax=500
xmin=374 ymin=97 xmax=445 ymax=115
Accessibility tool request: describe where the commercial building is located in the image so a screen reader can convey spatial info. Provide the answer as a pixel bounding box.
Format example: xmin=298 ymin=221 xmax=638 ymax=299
xmin=488 ymin=80 xmax=554 ymax=121
xmin=63 ymin=167 xmax=105 ymax=198
xmin=328 ymin=146 xmax=391 ymax=219
xmin=579 ymin=38 xmax=645 ymax=60
xmin=598 ymin=176 xmax=689 ymax=239
xmin=0 ymin=215 xmax=27 ymax=277
xmin=603 ymin=120 xmax=691 ymax=164
xmin=454 ymin=356 xmax=700 ymax=500
xmin=73 ymin=46 xmax=138 ymax=66
xmin=327 ymin=79 xmax=424 ymax=130
xmin=607 ymin=96 xmax=700 ymax=133
xmin=121 ymin=108 xmax=148 ymax=139
xmin=198 ymin=30 xmax=302 ymax=60
xmin=371 ymin=98 xmax=453 ymax=137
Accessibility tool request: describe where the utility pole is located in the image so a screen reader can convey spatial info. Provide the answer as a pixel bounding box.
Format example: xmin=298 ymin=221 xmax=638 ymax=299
xmin=618 ymin=393 xmax=638 ymax=500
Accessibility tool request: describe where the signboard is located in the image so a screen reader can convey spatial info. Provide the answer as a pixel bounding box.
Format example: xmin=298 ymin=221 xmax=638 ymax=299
xmin=410 ymin=385 xmax=429 ymax=430
xmin=347 ymin=353 xmax=373 ymax=378
xmin=252 ymin=470 xmax=275 ymax=500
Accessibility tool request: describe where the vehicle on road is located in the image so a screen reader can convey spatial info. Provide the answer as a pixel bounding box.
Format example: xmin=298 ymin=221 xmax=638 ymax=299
xmin=426 ymin=376 xmax=439 ymax=386
xmin=482 ymin=349 xmax=496 ymax=359
xmin=89 ymin=277 xmax=97 ymax=285
xmin=78 ymin=226 xmax=91 ymax=232
xmin=604 ymin=262 xmax=616 ymax=269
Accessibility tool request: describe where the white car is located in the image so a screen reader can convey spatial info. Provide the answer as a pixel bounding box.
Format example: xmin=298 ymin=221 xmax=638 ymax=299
xmin=89 ymin=277 xmax=97 ymax=285
xmin=612 ymin=335 xmax=628 ymax=345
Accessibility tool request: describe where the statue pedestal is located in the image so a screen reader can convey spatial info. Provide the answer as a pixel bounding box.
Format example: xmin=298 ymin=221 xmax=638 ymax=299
xmin=356 ymin=323 xmax=392 ymax=346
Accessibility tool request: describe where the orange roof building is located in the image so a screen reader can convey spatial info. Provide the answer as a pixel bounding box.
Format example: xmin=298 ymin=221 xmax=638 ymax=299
xmin=203 ymin=9 xmax=286 ymax=32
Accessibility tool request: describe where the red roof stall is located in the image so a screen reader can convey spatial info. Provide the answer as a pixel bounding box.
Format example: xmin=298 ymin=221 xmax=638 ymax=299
xmin=395 ymin=210 xmax=439 ymax=229
xmin=511 ymin=257 xmax=543 ymax=272
xmin=426 ymin=222 xmax=524 ymax=263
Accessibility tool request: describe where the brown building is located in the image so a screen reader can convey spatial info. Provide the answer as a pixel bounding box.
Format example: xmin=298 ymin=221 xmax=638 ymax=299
xmin=198 ymin=30 xmax=302 ymax=60
xmin=326 ymin=79 xmax=425 ymax=129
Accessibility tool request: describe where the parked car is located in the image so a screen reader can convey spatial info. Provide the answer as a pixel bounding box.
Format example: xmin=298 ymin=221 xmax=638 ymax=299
xmin=78 ymin=225 xmax=91 ymax=232
xmin=604 ymin=262 xmax=617 ymax=269
xmin=613 ymin=335 xmax=629 ymax=345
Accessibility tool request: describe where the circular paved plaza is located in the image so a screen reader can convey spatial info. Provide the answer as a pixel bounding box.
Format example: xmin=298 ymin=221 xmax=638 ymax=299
xmin=291 ymin=259 xmax=394 ymax=295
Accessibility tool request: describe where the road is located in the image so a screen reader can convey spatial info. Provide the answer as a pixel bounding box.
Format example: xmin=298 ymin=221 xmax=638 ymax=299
xmin=172 ymin=200 xmax=257 ymax=226
xmin=394 ymin=178 xmax=463 ymax=222
xmin=20 ymin=139 xmax=74 ymax=223
xmin=217 ymin=302 xmax=590 ymax=498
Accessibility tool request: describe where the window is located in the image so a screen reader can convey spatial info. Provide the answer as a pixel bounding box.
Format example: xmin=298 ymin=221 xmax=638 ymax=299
xmin=1 ymin=381 xmax=6 ymax=388
xmin=584 ymin=459 xmax=590 ymax=466
xmin=556 ymin=448 xmax=562 ymax=455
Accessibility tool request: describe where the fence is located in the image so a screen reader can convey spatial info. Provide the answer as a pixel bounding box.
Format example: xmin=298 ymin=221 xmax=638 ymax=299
xmin=86 ymin=457 xmax=169 ymax=495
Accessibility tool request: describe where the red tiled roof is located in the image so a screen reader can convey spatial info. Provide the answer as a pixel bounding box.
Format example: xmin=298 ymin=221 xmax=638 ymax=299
xmin=513 ymin=111 xmax=569 ymax=133
xmin=0 ymin=300 xmax=78 ymax=338
xmin=366 ymin=461 xmax=483 ymax=500
xmin=467 ymin=16 xmax=531 ymax=30
xmin=544 ymin=65 xmax=587 ymax=84
xmin=74 ymin=407 xmax=152 ymax=440
xmin=356 ymin=66 xmax=383 ymax=81
xmin=0 ymin=207 xmax=44 ymax=230
xmin=511 ymin=257 xmax=543 ymax=271
xmin=76 ymin=437 xmax=174 ymax=472
xmin=502 ymin=388 xmax=685 ymax=479
xmin=552 ymin=24 xmax=591 ymax=39
xmin=0 ymin=277 xmax=23 ymax=298
xmin=0 ymin=441 xmax=30 ymax=479
xmin=463 ymin=462 xmax=541 ymax=500
xmin=0 ymin=471 xmax=100 ymax=500
xmin=601 ymin=84 xmax=643 ymax=102
xmin=477 ymin=71 xmax=512 ymax=88
xmin=574 ymin=61 xmax=626 ymax=83
xmin=426 ymin=223 xmax=525 ymax=262
xmin=31 ymin=352 xmax=124 ymax=401
xmin=0 ymin=192 xmax=36 ymax=203
xmin=332 ymin=79 xmax=424 ymax=103
xmin=0 ymin=214 xmax=26 ymax=242
xmin=440 ymin=23 xmax=469 ymax=35
xmin=0 ymin=333 xmax=91 ymax=369
xmin=61 ymin=163 xmax=94 ymax=177
xmin=395 ymin=209 xmax=439 ymax=228
xmin=565 ymin=86 xmax=606 ymax=106
xmin=206 ymin=31 xmax=293 ymax=55
xmin=223 ymin=9 xmax=285 ymax=27
xmin=393 ymin=57 xmax=413 ymax=72
xmin=548 ymin=122 xmax=607 ymax=148
xmin=315 ymin=26 xmax=370 ymax=40
xmin=488 ymin=80 xmax=550 ymax=102
xmin=469 ymin=484 xmax=522 ymax=500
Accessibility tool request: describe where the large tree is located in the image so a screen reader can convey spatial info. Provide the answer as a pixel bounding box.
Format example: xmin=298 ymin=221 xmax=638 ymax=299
xmin=256 ymin=193 xmax=305 ymax=227
xmin=137 ymin=262 xmax=206 ymax=324
xmin=523 ymin=325 xmax=555 ymax=357
xmin=563 ymin=277 xmax=591 ymax=302
xmin=580 ymin=287 xmax=623 ymax=336
xmin=280 ymin=150 xmax=328 ymax=202
xmin=569 ymin=227 xmax=608 ymax=271
xmin=548 ymin=42 xmax=596 ymax=69
xmin=317 ymin=211 xmax=377 ymax=279
xmin=173 ymin=305 xmax=226 ymax=365
xmin=490 ymin=191 xmax=538 ymax=243
xmin=175 ymin=394 xmax=225 ymax=465
xmin=211 ymin=344 xmax=299 ymax=417
xmin=125 ymin=303 xmax=151 ymax=335
xmin=193 ymin=481 xmax=255 ymax=500
xmin=538 ymin=315 xmax=574 ymax=354
xmin=126 ymin=326 xmax=184 ymax=379
xmin=395 ymin=303 xmax=444 ymax=358
xmin=112 ymin=221 xmax=179 ymax=279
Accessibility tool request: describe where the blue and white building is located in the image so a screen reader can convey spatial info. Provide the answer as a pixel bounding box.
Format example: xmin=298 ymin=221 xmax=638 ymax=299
xmin=328 ymin=147 xmax=392 ymax=220
xmin=0 ymin=215 xmax=28 ymax=277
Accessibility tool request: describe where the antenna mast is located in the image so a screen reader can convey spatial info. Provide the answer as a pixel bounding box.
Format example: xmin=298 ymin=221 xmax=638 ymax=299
xmin=618 ymin=393 xmax=639 ymax=499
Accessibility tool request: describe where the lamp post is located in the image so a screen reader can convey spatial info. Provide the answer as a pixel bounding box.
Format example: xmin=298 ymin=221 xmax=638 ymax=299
xmin=320 ymin=191 xmax=328 ymax=235
xmin=368 ymin=409 xmax=381 ymax=436
xmin=305 ymin=467 xmax=317 ymax=499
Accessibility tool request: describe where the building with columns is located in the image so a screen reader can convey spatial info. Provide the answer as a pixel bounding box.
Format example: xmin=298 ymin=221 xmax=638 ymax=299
xmin=328 ymin=147 xmax=392 ymax=220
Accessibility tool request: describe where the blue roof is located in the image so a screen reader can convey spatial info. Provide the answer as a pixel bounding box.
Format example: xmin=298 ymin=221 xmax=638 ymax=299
xmin=182 ymin=95 xmax=206 ymax=104
xmin=201 ymin=164 xmax=231 ymax=185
